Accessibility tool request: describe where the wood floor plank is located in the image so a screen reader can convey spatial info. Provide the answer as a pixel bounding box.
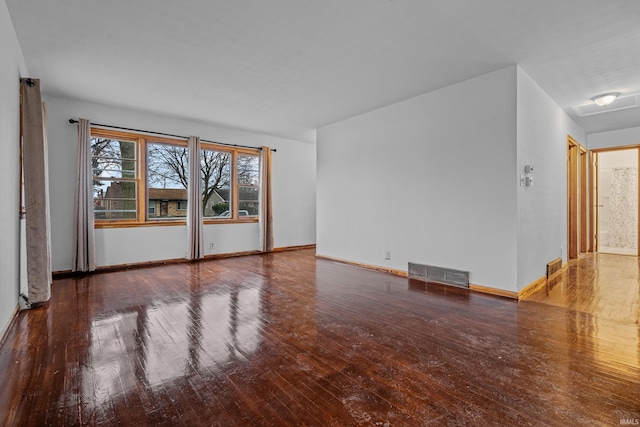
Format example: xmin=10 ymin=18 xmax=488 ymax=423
xmin=1 ymin=249 xmax=639 ymax=426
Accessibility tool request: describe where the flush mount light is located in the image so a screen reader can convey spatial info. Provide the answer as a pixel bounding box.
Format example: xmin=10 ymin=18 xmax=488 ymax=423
xmin=591 ymin=92 xmax=620 ymax=106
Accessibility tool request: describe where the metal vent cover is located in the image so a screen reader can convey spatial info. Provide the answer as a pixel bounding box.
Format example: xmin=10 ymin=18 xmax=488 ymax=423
xmin=408 ymin=262 xmax=427 ymax=280
xmin=408 ymin=262 xmax=469 ymax=288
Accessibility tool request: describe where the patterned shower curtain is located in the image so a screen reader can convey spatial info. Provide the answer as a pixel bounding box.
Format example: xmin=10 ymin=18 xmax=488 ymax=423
xmin=608 ymin=167 xmax=638 ymax=249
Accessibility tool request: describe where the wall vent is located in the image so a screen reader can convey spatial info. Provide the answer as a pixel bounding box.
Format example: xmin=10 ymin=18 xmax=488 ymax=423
xmin=408 ymin=262 xmax=469 ymax=289
xmin=546 ymin=257 xmax=563 ymax=279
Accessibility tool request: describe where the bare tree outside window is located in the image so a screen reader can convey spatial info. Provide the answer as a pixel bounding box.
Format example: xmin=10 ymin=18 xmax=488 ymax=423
xmin=237 ymin=154 xmax=260 ymax=216
xmin=201 ymin=148 xmax=231 ymax=217
xmin=147 ymin=143 xmax=188 ymax=189
xmin=91 ymin=131 xmax=260 ymax=223
xmin=146 ymin=143 xmax=235 ymax=218
xmin=91 ymin=137 xmax=137 ymax=220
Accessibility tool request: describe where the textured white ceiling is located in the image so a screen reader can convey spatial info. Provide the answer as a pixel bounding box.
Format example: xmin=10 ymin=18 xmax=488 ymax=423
xmin=6 ymin=0 xmax=640 ymax=142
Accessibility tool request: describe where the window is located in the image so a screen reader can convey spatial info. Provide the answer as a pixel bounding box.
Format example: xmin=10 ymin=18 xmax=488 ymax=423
xmin=237 ymin=153 xmax=260 ymax=217
xmin=201 ymin=147 xmax=231 ymax=218
xmin=91 ymin=133 xmax=139 ymax=221
xmin=147 ymin=140 xmax=188 ymax=220
xmin=90 ymin=128 xmax=260 ymax=226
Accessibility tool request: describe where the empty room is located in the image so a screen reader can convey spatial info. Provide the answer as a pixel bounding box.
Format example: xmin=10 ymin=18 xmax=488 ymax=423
xmin=1 ymin=1 xmax=640 ymax=425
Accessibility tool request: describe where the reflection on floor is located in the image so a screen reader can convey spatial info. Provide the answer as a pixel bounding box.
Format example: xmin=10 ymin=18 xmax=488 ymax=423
xmin=524 ymin=252 xmax=640 ymax=325
xmin=1 ymin=249 xmax=639 ymax=426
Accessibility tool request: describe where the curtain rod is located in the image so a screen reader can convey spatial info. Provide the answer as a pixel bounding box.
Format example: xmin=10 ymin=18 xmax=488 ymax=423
xmin=68 ymin=119 xmax=276 ymax=152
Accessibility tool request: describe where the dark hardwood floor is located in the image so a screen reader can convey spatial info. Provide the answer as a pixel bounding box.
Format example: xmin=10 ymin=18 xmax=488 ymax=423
xmin=1 ymin=249 xmax=639 ymax=426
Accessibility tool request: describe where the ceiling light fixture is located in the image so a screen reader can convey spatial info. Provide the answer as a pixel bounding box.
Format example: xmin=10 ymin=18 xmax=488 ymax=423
xmin=591 ymin=92 xmax=620 ymax=106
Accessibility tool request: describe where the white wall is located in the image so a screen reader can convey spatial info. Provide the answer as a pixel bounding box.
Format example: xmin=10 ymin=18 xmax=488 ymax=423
xmin=0 ymin=0 xmax=29 ymax=337
xmin=515 ymin=67 xmax=586 ymax=289
xmin=317 ymin=66 xmax=519 ymax=292
xmin=588 ymin=126 xmax=640 ymax=150
xmin=45 ymin=96 xmax=316 ymax=271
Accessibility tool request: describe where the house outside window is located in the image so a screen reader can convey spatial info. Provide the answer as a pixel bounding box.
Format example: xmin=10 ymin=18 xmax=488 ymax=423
xmin=147 ymin=140 xmax=188 ymax=220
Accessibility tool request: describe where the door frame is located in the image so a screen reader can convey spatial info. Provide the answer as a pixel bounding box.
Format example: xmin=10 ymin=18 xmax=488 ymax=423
xmin=590 ymin=151 xmax=598 ymax=253
xmin=579 ymin=147 xmax=588 ymax=254
xmin=589 ymin=145 xmax=640 ymax=256
xmin=567 ymin=135 xmax=586 ymax=260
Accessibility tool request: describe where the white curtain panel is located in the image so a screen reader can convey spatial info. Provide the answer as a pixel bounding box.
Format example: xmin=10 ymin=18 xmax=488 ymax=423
xmin=608 ymin=167 xmax=638 ymax=249
xmin=72 ymin=118 xmax=96 ymax=272
xmin=186 ymin=136 xmax=204 ymax=259
xmin=20 ymin=78 xmax=52 ymax=304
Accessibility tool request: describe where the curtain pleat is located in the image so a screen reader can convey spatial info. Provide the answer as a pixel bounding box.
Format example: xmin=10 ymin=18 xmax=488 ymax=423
xmin=20 ymin=78 xmax=52 ymax=304
xmin=258 ymin=147 xmax=274 ymax=252
xmin=187 ymin=136 xmax=204 ymax=260
xmin=72 ymin=118 xmax=96 ymax=272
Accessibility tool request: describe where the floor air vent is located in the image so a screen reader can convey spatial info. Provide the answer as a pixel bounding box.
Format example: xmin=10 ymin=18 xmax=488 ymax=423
xmin=546 ymin=257 xmax=563 ymax=279
xmin=408 ymin=262 xmax=469 ymax=288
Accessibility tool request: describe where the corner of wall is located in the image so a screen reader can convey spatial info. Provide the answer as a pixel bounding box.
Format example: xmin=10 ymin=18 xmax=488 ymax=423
xmin=515 ymin=66 xmax=586 ymax=291
xmin=0 ymin=0 xmax=29 ymax=344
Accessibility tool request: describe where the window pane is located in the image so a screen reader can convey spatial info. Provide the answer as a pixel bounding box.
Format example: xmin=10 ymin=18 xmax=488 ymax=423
xmin=147 ymin=142 xmax=188 ymax=220
xmin=237 ymin=154 xmax=260 ymax=217
xmin=201 ymin=149 xmax=231 ymax=218
xmin=91 ymin=138 xmax=136 ymax=179
xmin=93 ymin=181 xmax=137 ymax=220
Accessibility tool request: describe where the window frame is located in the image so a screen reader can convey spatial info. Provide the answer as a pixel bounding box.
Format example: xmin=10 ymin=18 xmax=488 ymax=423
xmin=91 ymin=128 xmax=145 ymax=226
xmin=145 ymin=137 xmax=189 ymax=222
xmin=91 ymin=128 xmax=260 ymax=228
xmin=201 ymin=143 xmax=260 ymax=224
xmin=235 ymin=151 xmax=261 ymax=219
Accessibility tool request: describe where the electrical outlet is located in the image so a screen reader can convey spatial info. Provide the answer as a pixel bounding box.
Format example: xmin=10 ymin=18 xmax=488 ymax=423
xmin=209 ymin=242 xmax=215 ymax=249
xmin=384 ymin=250 xmax=391 ymax=260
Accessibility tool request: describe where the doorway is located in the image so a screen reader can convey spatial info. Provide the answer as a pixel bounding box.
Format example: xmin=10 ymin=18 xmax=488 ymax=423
xmin=593 ymin=148 xmax=639 ymax=256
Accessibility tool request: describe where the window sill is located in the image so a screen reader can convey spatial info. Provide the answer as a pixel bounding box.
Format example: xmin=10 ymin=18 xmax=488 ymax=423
xmin=95 ymin=217 xmax=259 ymax=228
xmin=204 ymin=217 xmax=259 ymax=225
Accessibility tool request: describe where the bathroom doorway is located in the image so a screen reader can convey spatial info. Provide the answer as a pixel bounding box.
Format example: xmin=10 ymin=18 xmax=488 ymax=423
xmin=594 ymin=148 xmax=639 ymax=256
